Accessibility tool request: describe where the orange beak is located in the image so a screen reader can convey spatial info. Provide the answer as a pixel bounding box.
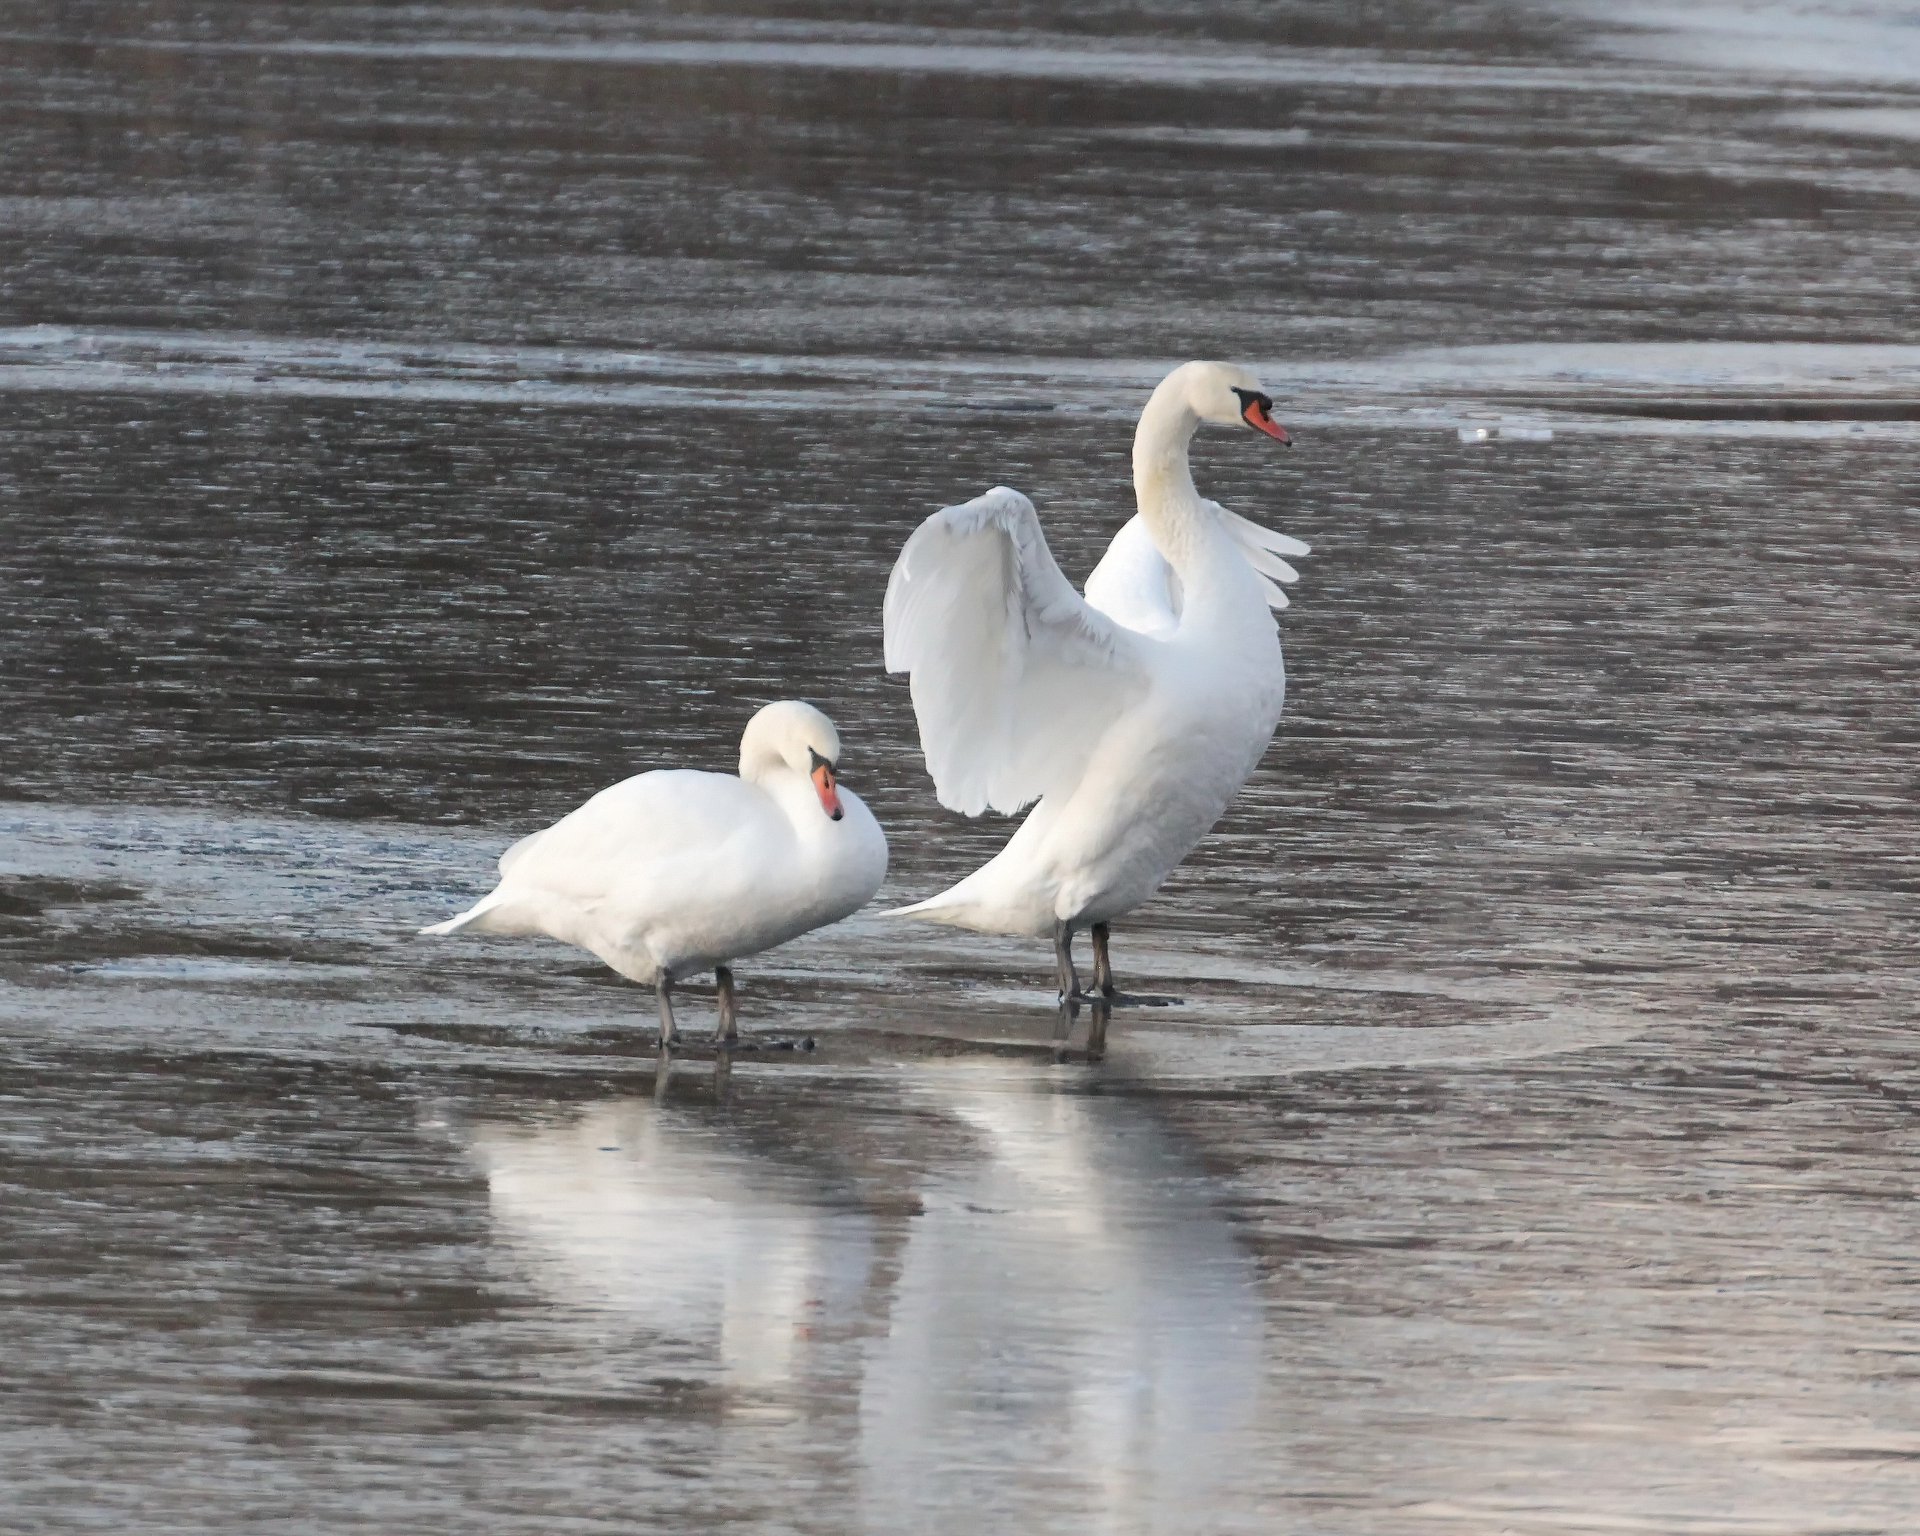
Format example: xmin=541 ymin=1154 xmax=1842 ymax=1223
xmin=1243 ymin=397 xmax=1292 ymax=445
xmin=811 ymin=763 xmax=843 ymax=821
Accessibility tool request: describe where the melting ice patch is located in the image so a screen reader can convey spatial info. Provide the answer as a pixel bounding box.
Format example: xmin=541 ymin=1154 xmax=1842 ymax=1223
xmin=6 ymin=327 xmax=1920 ymax=437
xmin=1565 ymin=1 xmax=1920 ymax=87
xmin=1782 ymin=107 xmax=1920 ymax=141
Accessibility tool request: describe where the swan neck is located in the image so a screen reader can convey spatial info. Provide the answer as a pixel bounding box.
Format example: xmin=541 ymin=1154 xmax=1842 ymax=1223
xmin=1132 ymin=389 xmax=1203 ymax=557
xmin=745 ymin=758 xmax=821 ymax=827
xmin=739 ymin=747 xmax=776 ymax=784
xmin=739 ymin=734 xmax=803 ymax=797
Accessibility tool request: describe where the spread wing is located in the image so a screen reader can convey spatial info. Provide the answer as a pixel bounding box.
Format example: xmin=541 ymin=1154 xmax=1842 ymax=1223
xmin=1212 ymin=501 xmax=1310 ymax=610
xmin=1082 ymin=514 xmax=1183 ymax=637
xmin=883 ymin=486 xmax=1151 ymax=817
xmin=1085 ymin=505 xmax=1310 ymax=631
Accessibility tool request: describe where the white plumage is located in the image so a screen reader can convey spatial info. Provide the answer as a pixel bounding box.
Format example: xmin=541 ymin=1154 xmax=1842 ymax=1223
xmin=883 ymin=485 xmax=1151 ymax=818
xmin=421 ymin=700 xmax=887 ymax=1041
xmin=882 ymin=361 xmax=1308 ymax=1000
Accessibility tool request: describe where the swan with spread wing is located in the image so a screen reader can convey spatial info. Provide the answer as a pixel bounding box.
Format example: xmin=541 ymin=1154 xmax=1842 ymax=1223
xmin=882 ymin=361 xmax=1307 ymax=1002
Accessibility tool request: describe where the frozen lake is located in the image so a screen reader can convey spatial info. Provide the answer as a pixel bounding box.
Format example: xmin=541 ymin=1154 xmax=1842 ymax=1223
xmin=3 ymin=2 xmax=1918 ymax=1532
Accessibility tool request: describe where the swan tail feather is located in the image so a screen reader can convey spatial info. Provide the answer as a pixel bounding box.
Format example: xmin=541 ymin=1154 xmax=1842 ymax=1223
xmin=879 ymin=892 xmax=986 ymax=927
xmin=880 ymin=895 xmax=952 ymax=921
xmin=419 ymin=889 xmax=507 ymax=936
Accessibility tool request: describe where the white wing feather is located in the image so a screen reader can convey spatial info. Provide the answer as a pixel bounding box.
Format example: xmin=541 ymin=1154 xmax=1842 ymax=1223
xmin=1213 ymin=501 xmax=1310 ymax=611
xmin=1083 ymin=515 xmax=1182 ymax=638
xmin=498 ymin=827 xmax=546 ymax=876
xmin=883 ymin=486 xmax=1150 ymax=816
xmin=1085 ymin=503 xmax=1311 ymax=624
xmin=488 ymin=771 xmax=773 ymax=905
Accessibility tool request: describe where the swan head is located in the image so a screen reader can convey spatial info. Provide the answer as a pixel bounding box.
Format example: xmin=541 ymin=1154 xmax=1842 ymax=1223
xmin=739 ymin=700 xmax=845 ymax=821
xmin=1167 ymin=361 xmax=1291 ymax=445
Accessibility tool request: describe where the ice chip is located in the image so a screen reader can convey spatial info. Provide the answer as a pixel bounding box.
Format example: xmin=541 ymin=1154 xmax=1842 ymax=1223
xmin=1457 ymin=424 xmax=1553 ymax=445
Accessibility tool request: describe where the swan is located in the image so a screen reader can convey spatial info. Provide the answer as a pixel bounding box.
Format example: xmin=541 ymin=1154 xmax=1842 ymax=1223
xmin=882 ymin=360 xmax=1307 ymax=1003
xmin=420 ymin=700 xmax=888 ymax=1043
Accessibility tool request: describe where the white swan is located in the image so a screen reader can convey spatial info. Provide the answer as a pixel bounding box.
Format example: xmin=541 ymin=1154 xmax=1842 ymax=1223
xmin=882 ymin=361 xmax=1307 ymax=1001
xmin=420 ymin=700 xmax=887 ymax=1042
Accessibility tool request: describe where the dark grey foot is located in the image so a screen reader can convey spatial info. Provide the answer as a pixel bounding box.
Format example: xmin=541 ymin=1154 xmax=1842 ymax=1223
xmin=1098 ymin=990 xmax=1182 ymax=1008
xmin=660 ymin=1034 xmax=817 ymax=1057
xmin=722 ymin=1034 xmax=816 ymax=1055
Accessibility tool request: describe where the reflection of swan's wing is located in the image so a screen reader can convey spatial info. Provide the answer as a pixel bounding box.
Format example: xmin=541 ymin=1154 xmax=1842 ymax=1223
xmin=466 ymin=1083 xmax=1264 ymax=1527
xmin=1084 ymin=513 xmax=1183 ymax=637
xmin=859 ymin=1083 xmax=1264 ymax=1530
xmin=883 ymin=486 xmax=1151 ymax=817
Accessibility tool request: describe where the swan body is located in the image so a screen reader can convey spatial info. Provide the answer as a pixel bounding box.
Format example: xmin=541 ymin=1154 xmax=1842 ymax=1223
xmin=882 ymin=361 xmax=1307 ymax=995
xmin=421 ymin=700 xmax=887 ymax=1040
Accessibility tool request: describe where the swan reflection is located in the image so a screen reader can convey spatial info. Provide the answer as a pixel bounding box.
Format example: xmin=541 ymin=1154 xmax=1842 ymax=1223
xmin=467 ymin=1079 xmax=876 ymax=1395
xmin=465 ymin=1068 xmax=1264 ymax=1529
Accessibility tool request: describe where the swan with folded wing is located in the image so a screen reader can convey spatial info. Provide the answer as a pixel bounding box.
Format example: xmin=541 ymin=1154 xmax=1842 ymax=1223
xmin=882 ymin=361 xmax=1307 ymax=1003
xmin=421 ymin=700 xmax=887 ymax=1043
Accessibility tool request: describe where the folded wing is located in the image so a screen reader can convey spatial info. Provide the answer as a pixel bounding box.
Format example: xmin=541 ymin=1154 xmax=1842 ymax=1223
xmin=494 ymin=770 xmax=760 ymax=902
xmin=883 ymin=486 xmax=1150 ymax=817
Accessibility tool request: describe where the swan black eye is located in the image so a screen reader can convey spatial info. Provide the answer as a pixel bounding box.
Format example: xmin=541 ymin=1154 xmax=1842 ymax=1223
xmin=809 ymin=748 xmax=836 ymax=771
xmin=1231 ymin=387 xmax=1274 ymax=415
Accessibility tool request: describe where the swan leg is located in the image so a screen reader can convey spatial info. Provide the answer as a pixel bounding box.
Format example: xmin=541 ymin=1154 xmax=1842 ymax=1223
xmin=1053 ymin=921 xmax=1085 ymax=1003
xmin=1092 ymin=922 xmax=1117 ymax=1001
xmin=1090 ymin=922 xmax=1179 ymax=1008
xmin=656 ymin=974 xmax=678 ymax=1048
xmin=714 ymin=965 xmax=739 ymax=1045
